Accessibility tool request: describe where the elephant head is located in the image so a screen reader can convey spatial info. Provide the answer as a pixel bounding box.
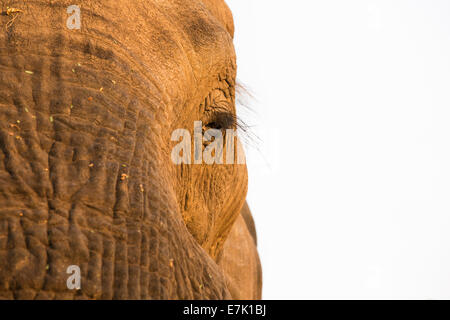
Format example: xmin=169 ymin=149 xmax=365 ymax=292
xmin=0 ymin=0 xmax=261 ymax=299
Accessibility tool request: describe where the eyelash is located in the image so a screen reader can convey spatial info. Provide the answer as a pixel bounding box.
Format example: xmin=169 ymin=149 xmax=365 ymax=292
xmin=205 ymin=111 xmax=237 ymax=130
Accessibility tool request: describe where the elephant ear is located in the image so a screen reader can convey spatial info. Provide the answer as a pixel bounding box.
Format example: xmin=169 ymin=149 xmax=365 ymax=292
xmin=217 ymin=202 xmax=263 ymax=300
xmin=201 ymin=0 xmax=235 ymax=38
xmin=240 ymin=201 xmax=258 ymax=246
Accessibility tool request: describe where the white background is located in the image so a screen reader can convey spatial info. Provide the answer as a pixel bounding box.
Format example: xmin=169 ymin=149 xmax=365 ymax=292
xmin=226 ymin=0 xmax=450 ymax=299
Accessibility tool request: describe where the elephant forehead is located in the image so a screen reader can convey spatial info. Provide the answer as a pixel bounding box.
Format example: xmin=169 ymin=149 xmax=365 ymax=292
xmin=198 ymin=0 xmax=235 ymax=38
xmin=114 ymin=0 xmax=236 ymax=90
xmin=77 ymin=0 xmax=237 ymax=107
xmin=130 ymin=0 xmax=237 ymax=115
xmin=2 ymin=0 xmax=236 ymax=109
xmin=142 ymin=0 xmax=237 ymax=99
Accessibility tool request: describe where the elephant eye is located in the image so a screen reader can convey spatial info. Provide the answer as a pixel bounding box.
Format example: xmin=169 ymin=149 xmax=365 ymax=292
xmin=205 ymin=111 xmax=237 ymax=131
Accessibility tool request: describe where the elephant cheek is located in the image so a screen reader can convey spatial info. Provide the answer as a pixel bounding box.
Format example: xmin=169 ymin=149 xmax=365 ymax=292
xmin=208 ymin=163 xmax=248 ymax=260
xmin=177 ymin=162 xmax=248 ymax=260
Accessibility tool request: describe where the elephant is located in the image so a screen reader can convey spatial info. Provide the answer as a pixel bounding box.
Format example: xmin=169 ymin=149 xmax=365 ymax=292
xmin=0 ymin=0 xmax=261 ymax=299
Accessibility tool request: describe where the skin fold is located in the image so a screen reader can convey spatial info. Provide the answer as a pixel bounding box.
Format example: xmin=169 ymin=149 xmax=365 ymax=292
xmin=0 ymin=0 xmax=261 ymax=299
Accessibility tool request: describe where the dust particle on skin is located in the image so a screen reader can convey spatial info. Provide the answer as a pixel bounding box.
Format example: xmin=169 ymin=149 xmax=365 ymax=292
xmin=25 ymin=70 xmax=33 ymax=75
xmin=6 ymin=7 xmax=23 ymax=15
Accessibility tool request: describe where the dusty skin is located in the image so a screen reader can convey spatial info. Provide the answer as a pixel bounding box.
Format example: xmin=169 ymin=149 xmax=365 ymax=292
xmin=0 ymin=0 xmax=261 ymax=299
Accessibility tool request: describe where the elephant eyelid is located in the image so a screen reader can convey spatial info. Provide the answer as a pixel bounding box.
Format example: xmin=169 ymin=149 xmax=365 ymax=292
xmin=203 ymin=81 xmax=253 ymax=140
xmin=206 ymin=111 xmax=237 ymax=130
